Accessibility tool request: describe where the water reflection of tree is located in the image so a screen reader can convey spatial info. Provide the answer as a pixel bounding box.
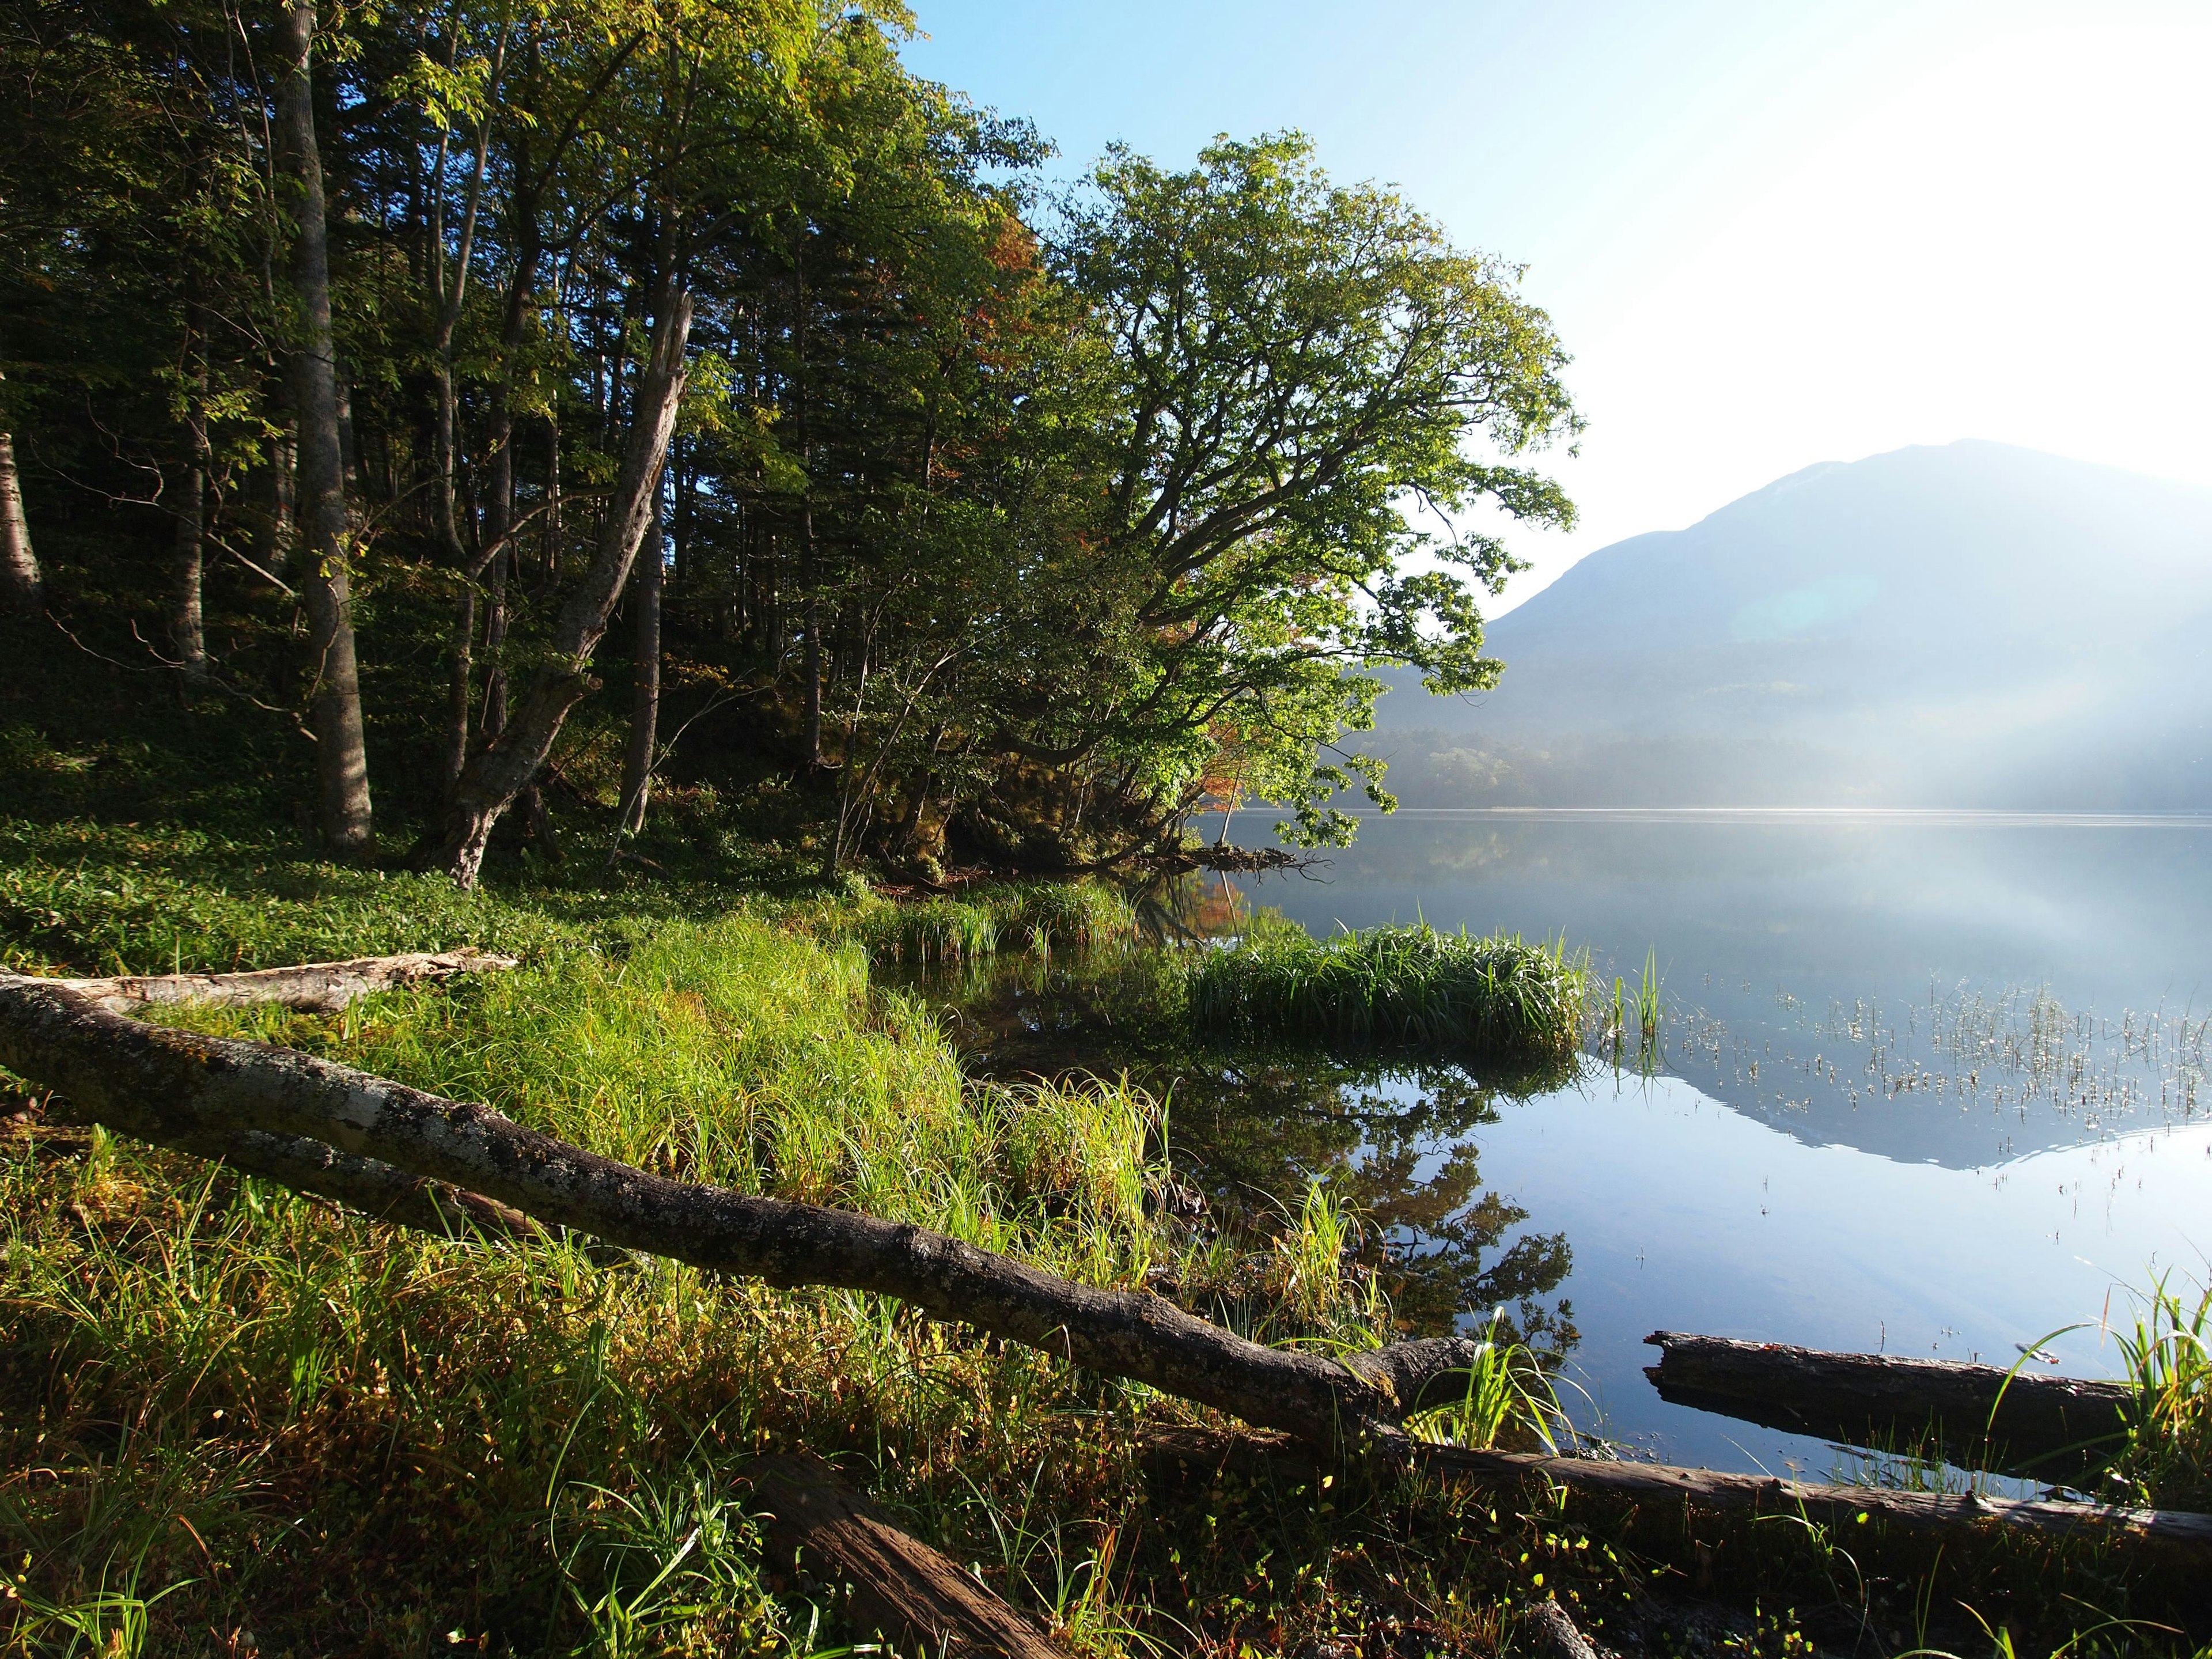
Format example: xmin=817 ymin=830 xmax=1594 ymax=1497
xmin=910 ymin=948 xmax=1580 ymax=1364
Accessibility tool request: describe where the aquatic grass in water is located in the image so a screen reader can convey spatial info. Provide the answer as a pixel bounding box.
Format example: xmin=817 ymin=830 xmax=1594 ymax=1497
xmin=1404 ymin=1308 xmax=1569 ymax=1455
xmin=1188 ymin=923 xmax=1587 ymax=1062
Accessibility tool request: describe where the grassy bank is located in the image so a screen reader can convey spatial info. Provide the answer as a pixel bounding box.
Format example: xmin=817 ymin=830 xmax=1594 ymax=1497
xmin=3 ymin=823 xmax=2208 ymax=1654
xmin=1188 ymin=925 xmax=1588 ymax=1063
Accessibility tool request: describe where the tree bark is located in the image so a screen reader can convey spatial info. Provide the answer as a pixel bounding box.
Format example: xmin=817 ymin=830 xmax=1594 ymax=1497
xmin=0 ymin=973 xmax=1473 ymax=1455
xmin=421 ymin=283 xmax=694 ymax=888
xmin=0 ymin=430 xmax=41 ymax=616
xmin=1643 ymin=1331 xmax=2134 ymax=1484
xmin=275 ymin=0 xmax=374 ymax=859
xmin=615 ymin=480 xmax=664 ymax=839
xmin=43 ymin=948 xmax=517 ymax=1014
xmin=1143 ymin=1427 xmax=2212 ymax=1558
xmin=745 ymin=1455 xmax=1072 ymax=1658
xmin=171 ymin=457 xmax=208 ymax=685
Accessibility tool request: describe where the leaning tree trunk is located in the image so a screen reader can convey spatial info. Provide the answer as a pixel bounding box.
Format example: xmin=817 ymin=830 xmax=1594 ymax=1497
xmin=615 ymin=491 xmax=664 ymax=839
xmin=276 ymin=0 xmax=374 ymax=859
xmin=0 ymin=430 xmax=41 ymax=616
xmin=422 ymin=283 xmax=693 ymax=888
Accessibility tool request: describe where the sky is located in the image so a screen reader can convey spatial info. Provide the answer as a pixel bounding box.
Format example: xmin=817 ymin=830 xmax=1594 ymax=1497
xmin=899 ymin=1 xmax=2212 ymax=611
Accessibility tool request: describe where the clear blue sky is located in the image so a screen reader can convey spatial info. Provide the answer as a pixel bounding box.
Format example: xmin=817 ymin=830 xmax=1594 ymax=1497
xmin=900 ymin=1 xmax=2212 ymax=609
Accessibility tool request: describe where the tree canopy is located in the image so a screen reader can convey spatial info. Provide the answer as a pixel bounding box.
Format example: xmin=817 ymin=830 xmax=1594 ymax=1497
xmin=0 ymin=0 xmax=1578 ymax=881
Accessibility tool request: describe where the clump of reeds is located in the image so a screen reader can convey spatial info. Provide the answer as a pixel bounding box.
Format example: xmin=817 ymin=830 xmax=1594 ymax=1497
xmin=1187 ymin=923 xmax=1587 ymax=1062
xmin=1404 ymin=1307 xmax=1571 ymax=1454
xmin=2103 ymin=1272 xmax=2212 ymax=1510
xmin=997 ymin=881 xmax=1138 ymax=955
xmin=1596 ymin=946 xmax=1664 ymax=1068
xmin=847 ymin=895 xmax=1003 ymax=963
xmin=843 ymin=881 xmax=1135 ymax=964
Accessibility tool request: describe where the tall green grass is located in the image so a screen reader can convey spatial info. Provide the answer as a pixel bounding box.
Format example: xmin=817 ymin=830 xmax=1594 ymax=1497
xmin=1188 ymin=924 xmax=1588 ymax=1062
xmin=840 ymin=881 xmax=1137 ymax=964
xmin=2103 ymin=1272 xmax=2212 ymax=1511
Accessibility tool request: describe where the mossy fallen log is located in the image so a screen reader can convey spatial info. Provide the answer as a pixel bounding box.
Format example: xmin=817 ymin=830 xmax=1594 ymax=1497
xmin=1644 ymin=1331 xmax=2134 ymax=1483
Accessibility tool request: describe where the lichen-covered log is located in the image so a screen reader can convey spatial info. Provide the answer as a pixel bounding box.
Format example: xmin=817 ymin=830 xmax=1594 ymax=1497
xmin=46 ymin=949 xmax=519 ymax=1016
xmin=746 ymin=1455 xmax=1071 ymax=1658
xmin=1645 ymin=1331 xmax=2134 ymax=1483
xmin=0 ymin=974 xmax=1476 ymax=1452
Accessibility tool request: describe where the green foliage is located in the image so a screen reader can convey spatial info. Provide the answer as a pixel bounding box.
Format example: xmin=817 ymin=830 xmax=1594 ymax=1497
xmin=1405 ymin=1308 xmax=1568 ymax=1455
xmin=2104 ymin=1273 xmax=2212 ymax=1512
xmin=1188 ymin=923 xmax=1588 ymax=1061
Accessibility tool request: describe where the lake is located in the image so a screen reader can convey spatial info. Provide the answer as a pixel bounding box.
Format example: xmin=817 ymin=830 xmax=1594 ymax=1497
xmin=1219 ymin=809 xmax=2212 ymax=1483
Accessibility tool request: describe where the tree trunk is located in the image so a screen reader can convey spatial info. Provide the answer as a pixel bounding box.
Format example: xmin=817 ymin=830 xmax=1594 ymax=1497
xmin=1643 ymin=1331 xmax=2134 ymax=1483
xmin=803 ymin=578 xmax=823 ymax=767
xmin=276 ymin=0 xmax=374 ymax=859
xmin=421 ymin=284 xmax=694 ymax=888
xmin=1146 ymin=1427 xmax=2212 ymax=1558
xmin=615 ymin=481 xmax=664 ymax=839
xmin=745 ymin=1455 xmax=1072 ymax=1658
xmin=47 ymin=948 xmax=516 ymax=1014
xmin=255 ymin=428 xmax=296 ymax=575
xmin=0 ymin=972 xmax=1472 ymax=1456
xmin=0 ymin=430 xmax=41 ymax=616
xmin=171 ymin=461 xmax=207 ymax=685
xmin=443 ymin=585 xmax=475 ymax=790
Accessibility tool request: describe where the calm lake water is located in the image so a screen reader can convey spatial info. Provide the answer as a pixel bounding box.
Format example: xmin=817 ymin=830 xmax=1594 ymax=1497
xmin=1224 ymin=809 xmax=2212 ymax=1482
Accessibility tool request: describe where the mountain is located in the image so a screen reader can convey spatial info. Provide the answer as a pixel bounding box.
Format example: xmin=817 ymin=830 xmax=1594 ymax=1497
xmin=1372 ymin=441 xmax=2212 ymax=808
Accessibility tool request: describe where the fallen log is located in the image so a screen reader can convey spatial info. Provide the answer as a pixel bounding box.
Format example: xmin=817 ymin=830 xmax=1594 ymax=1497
xmin=1520 ymin=1599 xmax=1602 ymax=1659
xmin=0 ymin=973 xmax=1475 ymax=1453
xmin=746 ymin=1454 xmax=1070 ymax=1657
xmin=1644 ymin=1331 xmax=2133 ymax=1483
xmin=1139 ymin=1428 xmax=2212 ymax=1558
xmin=47 ymin=949 xmax=519 ymax=1015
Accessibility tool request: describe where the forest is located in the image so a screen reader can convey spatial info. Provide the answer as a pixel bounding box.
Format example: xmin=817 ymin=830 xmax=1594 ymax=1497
xmin=1 ymin=0 xmax=1578 ymax=883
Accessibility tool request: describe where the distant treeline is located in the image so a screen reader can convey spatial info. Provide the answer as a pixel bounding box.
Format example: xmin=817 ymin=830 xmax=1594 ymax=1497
xmin=0 ymin=0 xmax=1578 ymax=884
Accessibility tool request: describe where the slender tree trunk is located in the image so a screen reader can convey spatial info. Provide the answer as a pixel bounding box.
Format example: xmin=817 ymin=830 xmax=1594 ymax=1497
xmin=276 ymin=0 xmax=374 ymax=858
xmin=421 ymin=284 xmax=692 ymax=888
xmin=802 ymin=577 xmax=823 ymax=767
xmin=442 ymin=587 xmax=476 ymax=790
xmin=171 ymin=461 xmax=207 ymax=685
xmin=615 ymin=476 xmax=665 ymax=839
xmin=0 ymin=431 xmax=43 ymax=616
xmin=255 ymin=428 xmax=295 ymax=575
xmin=481 ymin=545 xmax=509 ymax=738
xmin=541 ymin=409 xmax=561 ymax=588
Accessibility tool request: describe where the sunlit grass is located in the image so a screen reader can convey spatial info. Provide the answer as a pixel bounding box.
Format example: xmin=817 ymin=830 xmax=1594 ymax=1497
xmin=1187 ymin=923 xmax=1588 ymax=1062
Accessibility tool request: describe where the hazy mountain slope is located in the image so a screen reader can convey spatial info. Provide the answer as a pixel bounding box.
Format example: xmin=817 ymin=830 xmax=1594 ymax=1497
xmin=1373 ymin=441 xmax=2212 ymax=807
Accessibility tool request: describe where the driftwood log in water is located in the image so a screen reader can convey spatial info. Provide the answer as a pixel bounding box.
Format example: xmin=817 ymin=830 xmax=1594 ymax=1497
xmin=0 ymin=973 xmax=1478 ymax=1453
xmin=1644 ymin=1332 xmax=2134 ymax=1483
xmin=47 ymin=949 xmax=519 ymax=1015
xmin=746 ymin=1455 xmax=1071 ymax=1658
xmin=1141 ymin=1427 xmax=2212 ymax=1559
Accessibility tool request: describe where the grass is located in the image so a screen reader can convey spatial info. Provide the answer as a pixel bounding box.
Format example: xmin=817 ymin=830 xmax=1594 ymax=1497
xmin=2101 ymin=1273 xmax=2212 ymax=1513
xmin=3 ymin=819 xmax=2208 ymax=1653
xmin=841 ymin=881 xmax=1138 ymax=964
xmin=1187 ymin=924 xmax=1588 ymax=1063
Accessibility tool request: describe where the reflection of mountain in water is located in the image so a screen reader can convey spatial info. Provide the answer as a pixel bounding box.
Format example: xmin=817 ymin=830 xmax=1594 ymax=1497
xmin=1373 ymin=441 xmax=2212 ymax=810
xmin=1247 ymin=816 xmax=2212 ymax=1169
